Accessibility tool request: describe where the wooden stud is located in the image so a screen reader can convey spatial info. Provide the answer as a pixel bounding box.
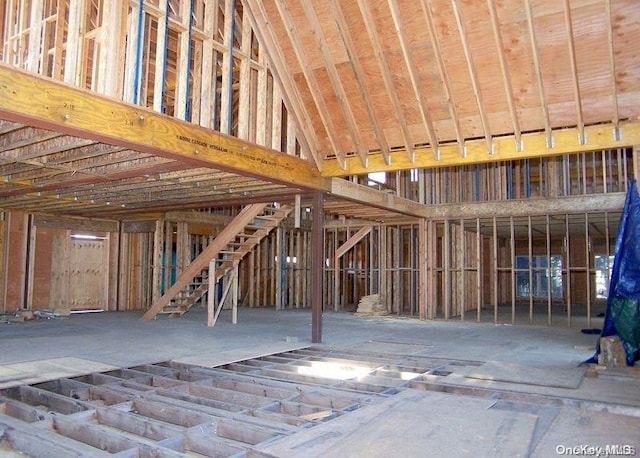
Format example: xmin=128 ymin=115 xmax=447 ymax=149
xmin=476 ymin=218 xmax=482 ymax=323
xmin=443 ymin=219 xmax=450 ymax=320
xmin=565 ymin=214 xmax=572 ymax=327
xmin=585 ymin=213 xmax=591 ymax=327
xmin=510 ymin=216 xmax=515 ymax=324
xmin=528 ymin=215 xmax=533 ymax=323
xmin=491 ymin=217 xmax=498 ymax=323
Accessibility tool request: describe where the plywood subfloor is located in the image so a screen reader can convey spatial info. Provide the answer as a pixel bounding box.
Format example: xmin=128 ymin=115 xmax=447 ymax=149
xmin=0 ymin=347 xmax=637 ymax=457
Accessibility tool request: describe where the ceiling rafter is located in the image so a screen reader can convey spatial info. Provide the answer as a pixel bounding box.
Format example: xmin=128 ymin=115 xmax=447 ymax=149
xmin=524 ymin=0 xmax=552 ymax=148
xmin=420 ymin=0 xmax=465 ymax=157
xmin=300 ymin=1 xmax=369 ymax=167
xmin=605 ymin=0 xmax=620 ymax=135
xmin=356 ymin=0 xmax=415 ymax=162
xmin=273 ymin=0 xmax=347 ymax=169
xmin=243 ymin=0 xmax=322 ymax=168
xmin=487 ymin=0 xmax=522 ymax=151
xmin=563 ymin=0 xmax=585 ymax=144
xmin=329 ymin=0 xmax=391 ymax=165
xmin=450 ymin=0 xmax=493 ymax=154
xmin=387 ymin=0 xmax=439 ymax=161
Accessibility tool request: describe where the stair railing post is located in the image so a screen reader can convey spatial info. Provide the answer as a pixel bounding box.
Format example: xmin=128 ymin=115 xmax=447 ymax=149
xmin=232 ymin=260 xmax=239 ymax=324
xmin=207 ymin=258 xmax=216 ymax=327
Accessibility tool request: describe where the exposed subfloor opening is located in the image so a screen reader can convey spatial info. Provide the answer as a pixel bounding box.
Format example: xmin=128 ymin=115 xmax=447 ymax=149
xmin=0 ymin=347 xmax=637 ymax=457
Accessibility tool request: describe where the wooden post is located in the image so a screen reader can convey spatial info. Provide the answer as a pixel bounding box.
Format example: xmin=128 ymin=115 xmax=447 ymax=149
xmin=443 ymin=219 xmax=450 ymax=320
xmin=492 ymin=217 xmax=498 ymax=323
xmin=0 ymin=213 xmax=6 ymax=312
xmin=248 ymin=250 xmax=255 ymax=307
xmin=565 ymin=214 xmax=572 ymax=327
xmin=418 ymin=218 xmax=427 ymax=320
xmin=528 ymin=215 xmax=533 ymax=323
xmin=546 ymin=214 xmax=552 ymax=326
xmin=152 ymin=220 xmax=165 ymax=305
xmin=585 ymin=213 xmax=592 ymax=327
xmin=207 ymin=259 xmax=216 ymax=327
xmin=232 ymin=262 xmax=239 ymax=324
xmin=459 ymin=218 xmax=465 ymax=320
xmin=25 ymin=215 xmax=36 ymax=310
xmin=476 ymin=218 xmax=482 ymax=323
xmin=510 ymin=216 xmax=515 ymax=324
xmin=393 ymin=226 xmax=401 ymax=315
xmin=311 ymin=192 xmax=324 ymax=343
xmin=118 ymin=225 xmax=129 ymax=311
xmin=275 ymin=226 xmax=283 ymax=310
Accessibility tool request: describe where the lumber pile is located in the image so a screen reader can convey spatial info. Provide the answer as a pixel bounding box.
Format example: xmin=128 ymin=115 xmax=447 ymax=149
xmin=354 ymin=294 xmax=388 ymax=316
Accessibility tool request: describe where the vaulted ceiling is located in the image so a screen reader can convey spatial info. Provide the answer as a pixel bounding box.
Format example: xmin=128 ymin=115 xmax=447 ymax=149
xmin=0 ymin=0 xmax=638 ymax=222
xmin=246 ymin=0 xmax=640 ymax=174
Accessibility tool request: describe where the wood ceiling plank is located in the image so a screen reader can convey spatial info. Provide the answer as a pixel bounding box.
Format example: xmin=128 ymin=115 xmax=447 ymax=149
xmin=0 ymin=64 xmax=328 ymax=192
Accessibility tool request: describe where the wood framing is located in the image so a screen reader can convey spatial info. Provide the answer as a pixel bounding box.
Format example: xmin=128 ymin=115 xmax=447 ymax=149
xmin=0 ymin=64 xmax=327 ymax=191
xmin=322 ymin=121 xmax=640 ymax=176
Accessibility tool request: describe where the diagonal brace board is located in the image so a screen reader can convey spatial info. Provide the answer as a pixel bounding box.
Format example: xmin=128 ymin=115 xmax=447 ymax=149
xmin=335 ymin=225 xmax=373 ymax=259
xmin=141 ymin=203 xmax=268 ymax=320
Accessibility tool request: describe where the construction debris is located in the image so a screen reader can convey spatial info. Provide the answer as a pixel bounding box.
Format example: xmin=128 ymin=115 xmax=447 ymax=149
xmin=33 ymin=310 xmax=63 ymax=320
xmin=354 ymin=294 xmax=389 ymax=316
xmin=598 ymin=336 xmax=627 ymax=368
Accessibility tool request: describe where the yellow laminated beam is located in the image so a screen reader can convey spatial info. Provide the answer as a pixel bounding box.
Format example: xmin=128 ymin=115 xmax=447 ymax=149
xmin=322 ymin=121 xmax=640 ymax=177
xmin=0 ymin=64 xmax=329 ymax=191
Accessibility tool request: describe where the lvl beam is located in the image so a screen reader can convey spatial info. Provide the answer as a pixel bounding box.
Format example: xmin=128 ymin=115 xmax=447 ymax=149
xmin=329 ymin=179 xmax=426 ymax=219
xmin=322 ymin=121 xmax=640 ymax=177
xmin=0 ymin=65 xmax=328 ymax=192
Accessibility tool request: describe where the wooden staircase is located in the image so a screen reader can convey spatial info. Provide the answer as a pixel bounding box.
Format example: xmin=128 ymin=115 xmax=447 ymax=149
xmin=141 ymin=203 xmax=292 ymax=320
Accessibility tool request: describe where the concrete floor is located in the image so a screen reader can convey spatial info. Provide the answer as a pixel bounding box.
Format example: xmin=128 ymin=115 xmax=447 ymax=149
xmin=0 ymin=307 xmax=638 ymax=457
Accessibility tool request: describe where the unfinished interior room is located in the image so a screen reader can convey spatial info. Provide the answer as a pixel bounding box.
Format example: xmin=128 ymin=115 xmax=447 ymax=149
xmin=0 ymin=0 xmax=639 ymax=456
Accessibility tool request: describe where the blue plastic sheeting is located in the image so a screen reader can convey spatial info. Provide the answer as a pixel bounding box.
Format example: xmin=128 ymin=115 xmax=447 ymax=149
xmin=589 ymin=179 xmax=640 ymax=366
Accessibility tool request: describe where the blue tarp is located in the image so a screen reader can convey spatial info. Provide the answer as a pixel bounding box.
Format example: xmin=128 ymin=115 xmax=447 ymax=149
xmin=588 ymin=179 xmax=640 ymax=366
